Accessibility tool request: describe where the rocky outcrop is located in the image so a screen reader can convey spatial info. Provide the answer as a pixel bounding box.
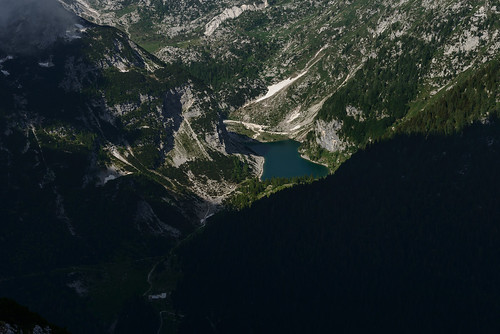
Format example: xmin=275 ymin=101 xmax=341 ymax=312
xmin=315 ymin=119 xmax=347 ymax=153
xmin=204 ymin=1 xmax=269 ymax=37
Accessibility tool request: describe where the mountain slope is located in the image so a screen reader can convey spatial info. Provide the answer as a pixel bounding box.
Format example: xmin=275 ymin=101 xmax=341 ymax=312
xmin=0 ymin=14 xmax=262 ymax=218
xmin=0 ymin=13 xmax=254 ymax=334
xmin=61 ymin=0 xmax=500 ymax=169
xmin=172 ymin=119 xmax=500 ymax=333
xmin=1 ymin=1 xmax=499 ymax=332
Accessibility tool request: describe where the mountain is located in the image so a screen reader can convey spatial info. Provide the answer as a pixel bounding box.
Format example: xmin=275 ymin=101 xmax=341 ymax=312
xmin=0 ymin=9 xmax=256 ymax=333
xmin=60 ymin=0 xmax=499 ymax=168
xmin=59 ymin=0 xmax=269 ymax=50
xmin=2 ymin=1 xmax=270 ymax=218
xmin=171 ymin=119 xmax=500 ymax=333
xmin=1 ymin=0 xmax=499 ymax=333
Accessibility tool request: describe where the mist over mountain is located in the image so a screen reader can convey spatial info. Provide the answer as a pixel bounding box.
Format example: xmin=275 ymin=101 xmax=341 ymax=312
xmin=0 ymin=0 xmax=76 ymax=54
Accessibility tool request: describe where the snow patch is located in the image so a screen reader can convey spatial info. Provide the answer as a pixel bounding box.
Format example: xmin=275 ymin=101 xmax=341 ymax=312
xmin=247 ymin=44 xmax=327 ymax=107
xmin=311 ymin=44 xmax=329 ymax=63
xmin=255 ymin=70 xmax=308 ymax=103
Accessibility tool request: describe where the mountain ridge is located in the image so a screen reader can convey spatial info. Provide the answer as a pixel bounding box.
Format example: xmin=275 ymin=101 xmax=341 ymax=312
xmin=60 ymin=0 xmax=500 ymax=169
xmin=1 ymin=0 xmax=499 ymax=332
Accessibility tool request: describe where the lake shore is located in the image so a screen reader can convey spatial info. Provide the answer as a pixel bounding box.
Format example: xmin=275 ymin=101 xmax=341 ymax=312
xmin=246 ymin=140 xmax=329 ymax=180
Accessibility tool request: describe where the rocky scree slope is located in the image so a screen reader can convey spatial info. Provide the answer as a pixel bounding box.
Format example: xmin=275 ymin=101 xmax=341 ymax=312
xmin=227 ymin=0 xmax=500 ymax=166
xmin=0 ymin=15 xmax=264 ymax=334
xmin=172 ymin=119 xmax=500 ymax=333
xmin=0 ymin=17 xmax=259 ymax=222
xmin=59 ymin=0 xmax=270 ymax=53
xmin=0 ymin=16 xmax=263 ymax=277
xmin=63 ymin=0 xmax=500 ymax=169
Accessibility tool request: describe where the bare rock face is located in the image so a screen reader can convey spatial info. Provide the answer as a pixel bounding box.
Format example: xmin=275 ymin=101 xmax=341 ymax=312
xmin=204 ymin=0 xmax=269 ymax=36
xmin=51 ymin=0 xmax=500 ymax=172
xmin=315 ymin=119 xmax=347 ymax=153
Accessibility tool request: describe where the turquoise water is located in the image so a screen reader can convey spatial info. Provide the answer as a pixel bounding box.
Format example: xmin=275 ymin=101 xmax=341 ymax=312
xmin=247 ymin=140 xmax=329 ymax=180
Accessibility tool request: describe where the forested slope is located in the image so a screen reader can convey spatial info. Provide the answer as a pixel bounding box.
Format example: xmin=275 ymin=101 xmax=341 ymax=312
xmin=173 ymin=119 xmax=500 ymax=333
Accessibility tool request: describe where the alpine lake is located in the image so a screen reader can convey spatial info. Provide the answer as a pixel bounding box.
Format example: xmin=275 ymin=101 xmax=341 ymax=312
xmin=246 ymin=140 xmax=329 ymax=180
